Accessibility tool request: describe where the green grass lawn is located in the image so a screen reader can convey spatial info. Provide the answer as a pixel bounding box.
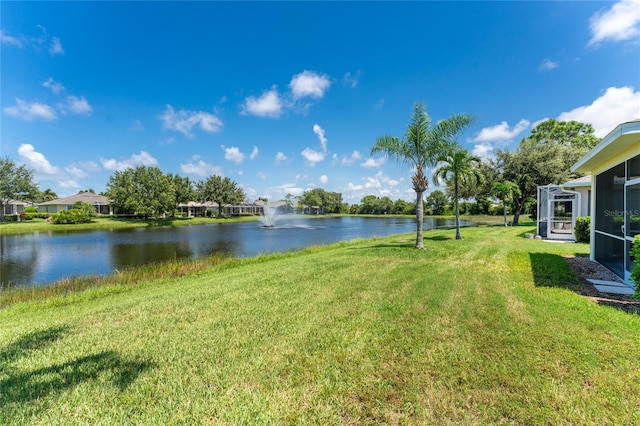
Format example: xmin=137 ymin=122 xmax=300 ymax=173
xmin=1 ymin=224 xmax=639 ymax=424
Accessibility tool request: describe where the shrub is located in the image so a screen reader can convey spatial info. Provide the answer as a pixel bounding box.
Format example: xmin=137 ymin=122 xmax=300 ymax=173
xmin=575 ymin=216 xmax=591 ymax=243
xmin=3 ymin=214 xmax=19 ymax=222
xmin=24 ymin=206 xmax=38 ymax=213
xmin=52 ymin=208 xmax=91 ymax=224
xmin=73 ymin=201 xmax=97 ymax=217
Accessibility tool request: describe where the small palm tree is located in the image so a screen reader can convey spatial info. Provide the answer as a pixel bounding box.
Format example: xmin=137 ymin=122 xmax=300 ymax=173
xmin=371 ymin=103 xmax=474 ymax=248
xmin=433 ymin=147 xmax=482 ymax=240
xmin=41 ymin=188 xmax=58 ymax=202
xmin=490 ymin=181 xmax=521 ymax=227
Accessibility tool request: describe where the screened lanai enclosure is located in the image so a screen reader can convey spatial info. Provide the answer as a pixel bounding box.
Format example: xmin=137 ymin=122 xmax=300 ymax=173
xmin=537 ymin=184 xmax=583 ymax=241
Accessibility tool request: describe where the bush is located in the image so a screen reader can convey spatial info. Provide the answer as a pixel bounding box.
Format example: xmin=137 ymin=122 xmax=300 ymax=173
xmin=24 ymin=206 xmax=38 ymax=213
xmin=575 ymin=216 xmax=591 ymax=243
xmin=2 ymin=214 xmax=19 ymax=222
xmin=632 ymin=236 xmax=640 ymax=299
xmin=51 ymin=209 xmax=92 ymax=224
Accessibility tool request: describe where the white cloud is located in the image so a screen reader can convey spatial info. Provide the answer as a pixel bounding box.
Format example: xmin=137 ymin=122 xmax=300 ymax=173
xmin=364 ymin=177 xmax=381 ymax=189
xmin=159 ymin=105 xmax=223 ymax=137
xmin=470 ymin=119 xmax=530 ymax=143
xmin=266 ymin=183 xmax=304 ymax=198
xmin=257 ymin=171 xmax=266 ymax=180
xmin=18 ymin=144 xmax=59 ymax=175
xmin=374 ymin=99 xmax=385 ymax=110
xmin=42 ymin=78 xmax=65 ymax=94
xmin=341 ymin=150 xmax=362 ymax=166
xmin=100 ymin=151 xmax=158 ymax=171
xmin=557 ymin=86 xmax=640 ymax=137
xmin=250 ymin=146 xmax=259 ymax=160
xmin=472 ymin=142 xmax=495 ymax=160
xmin=539 ymin=58 xmax=558 ymax=71
xmin=65 ymin=165 xmax=88 ymax=179
xmin=342 ymin=71 xmax=361 ymax=88
xmin=0 ymin=30 xmax=23 ymax=47
xmin=4 ymin=98 xmax=57 ymax=121
xmin=289 ymin=70 xmax=331 ymax=99
xmin=130 ymin=119 xmax=145 ymax=131
xmin=58 ymin=180 xmax=81 ymax=189
xmin=49 ymin=37 xmax=64 ymax=55
xmin=275 ymin=152 xmax=288 ymax=163
xmin=301 ymin=148 xmax=325 ymax=166
xmin=242 ymin=88 xmax=283 ymax=118
xmin=223 ymin=146 xmax=245 ymax=164
xmin=313 ymin=124 xmax=328 ymax=151
xmin=347 ymin=182 xmax=364 ymax=191
xmin=319 ymin=175 xmax=329 ymax=184
xmin=60 ymin=96 xmax=93 ymax=115
xmin=361 ymin=157 xmax=385 ymax=168
xmin=588 ymin=0 xmax=640 ymax=46
xmin=180 ymin=159 xmax=222 ymax=177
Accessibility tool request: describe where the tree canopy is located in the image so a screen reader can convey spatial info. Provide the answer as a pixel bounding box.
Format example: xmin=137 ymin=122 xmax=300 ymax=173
xmin=499 ymin=118 xmax=599 ymax=224
xmin=298 ymin=188 xmax=343 ymax=213
xmin=106 ymin=166 xmax=175 ymax=218
xmin=0 ymin=157 xmax=39 ymax=221
xmin=196 ymin=175 xmax=245 ymax=217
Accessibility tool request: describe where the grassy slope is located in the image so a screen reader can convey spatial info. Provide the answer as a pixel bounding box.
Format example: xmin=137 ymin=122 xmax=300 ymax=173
xmin=1 ymin=225 xmax=639 ymax=424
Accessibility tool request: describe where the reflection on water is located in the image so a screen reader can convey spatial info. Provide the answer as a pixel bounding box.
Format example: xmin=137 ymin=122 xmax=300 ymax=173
xmin=1 ymin=216 xmax=470 ymax=288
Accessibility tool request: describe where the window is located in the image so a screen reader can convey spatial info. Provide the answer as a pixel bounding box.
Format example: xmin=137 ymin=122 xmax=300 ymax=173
xmin=628 ymin=154 xmax=640 ymax=181
xmin=595 ymin=163 xmax=625 ymax=236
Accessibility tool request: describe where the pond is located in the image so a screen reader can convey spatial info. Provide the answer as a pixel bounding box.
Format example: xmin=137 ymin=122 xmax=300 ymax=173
xmin=1 ymin=216 xmax=472 ymax=288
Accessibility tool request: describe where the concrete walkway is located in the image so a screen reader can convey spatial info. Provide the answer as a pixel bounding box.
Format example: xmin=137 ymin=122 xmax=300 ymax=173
xmin=587 ymin=279 xmax=636 ymax=296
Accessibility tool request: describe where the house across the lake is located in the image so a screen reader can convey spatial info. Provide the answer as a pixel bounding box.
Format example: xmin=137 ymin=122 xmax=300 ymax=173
xmin=571 ymin=119 xmax=640 ymax=286
xmin=38 ymin=192 xmax=112 ymax=215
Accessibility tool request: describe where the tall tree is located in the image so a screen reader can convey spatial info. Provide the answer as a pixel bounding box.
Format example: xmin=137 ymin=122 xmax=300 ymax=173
xmin=170 ymin=174 xmax=196 ymax=217
xmin=0 ymin=157 xmax=39 ymax=222
xmin=196 ymin=175 xmax=245 ymax=217
xmin=298 ymin=188 xmax=343 ymax=213
xmin=425 ymin=190 xmax=449 ymax=215
xmin=490 ymin=181 xmax=521 ymax=226
xmin=499 ymin=119 xmax=599 ymax=224
xmin=433 ymin=148 xmax=482 ymax=239
xmin=106 ymin=166 xmax=175 ymax=218
xmin=371 ymin=102 xmax=475 ymax=248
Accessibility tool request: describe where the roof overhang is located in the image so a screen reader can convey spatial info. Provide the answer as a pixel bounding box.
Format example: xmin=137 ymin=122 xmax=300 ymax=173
xmin=571 ymin=120 xmax=640 ymax=174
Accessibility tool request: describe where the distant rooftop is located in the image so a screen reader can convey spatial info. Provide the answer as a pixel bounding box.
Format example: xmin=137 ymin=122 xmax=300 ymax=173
xmin=39 ymin=192 xmax=110 ymax=206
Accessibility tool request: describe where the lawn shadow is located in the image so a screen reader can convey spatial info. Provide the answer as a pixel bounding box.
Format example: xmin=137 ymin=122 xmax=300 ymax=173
xmin=529 ymin=252 xmax=583 ymax=292
xmin=0 ymin=325 xmax=70 ymax=363
xmin=1 ymin=324 xmax=155 ymax=405
xmin=529 ymin=252 xmax=640 ymax=315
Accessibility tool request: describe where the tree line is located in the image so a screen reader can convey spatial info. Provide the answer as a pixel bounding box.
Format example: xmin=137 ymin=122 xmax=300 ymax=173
xmin=1 ymin=106 xmax=598 ymax=229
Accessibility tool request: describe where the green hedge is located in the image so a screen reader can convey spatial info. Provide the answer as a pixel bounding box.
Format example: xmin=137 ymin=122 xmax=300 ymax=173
xmin=574 ymin=216 xmax=591 ymax=244
xmin=51 ymin=209 xmax=92 ymax=224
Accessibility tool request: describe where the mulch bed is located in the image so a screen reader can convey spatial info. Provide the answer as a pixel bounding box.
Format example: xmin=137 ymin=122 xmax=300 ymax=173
xmin=563 ymin=255 xmax=640 ymax=315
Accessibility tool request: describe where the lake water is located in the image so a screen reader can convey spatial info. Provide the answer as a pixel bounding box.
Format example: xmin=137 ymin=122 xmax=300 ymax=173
xmin=1 ymin=216 xmax=470 ymax=288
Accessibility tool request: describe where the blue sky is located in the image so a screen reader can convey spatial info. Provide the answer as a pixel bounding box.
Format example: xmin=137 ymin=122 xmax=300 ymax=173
xmin=2 ymin=1 xmax=639 ymax=203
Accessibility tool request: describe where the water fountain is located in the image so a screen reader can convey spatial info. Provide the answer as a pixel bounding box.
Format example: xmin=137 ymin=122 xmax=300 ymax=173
xmin=259 ymin=205 xmax=279 ymax=227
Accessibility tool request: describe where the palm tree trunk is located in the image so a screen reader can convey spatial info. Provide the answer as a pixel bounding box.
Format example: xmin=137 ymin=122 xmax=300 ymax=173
xmin=415 ymin=190 xmax=424 ymax=249
xmin=503 ymin=203 xmax=508 ymax=226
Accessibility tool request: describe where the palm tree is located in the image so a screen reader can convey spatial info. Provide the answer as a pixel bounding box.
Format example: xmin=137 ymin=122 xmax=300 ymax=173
xmin=490 ymin=181 xmax=521 ymax=227
xmin=41 ymin=188 xmax=58 ymax=202
xmin=433 ymin=147 xmax=482 ymax=240
xmin=371 ymin=103 xmax=475 ymax=248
